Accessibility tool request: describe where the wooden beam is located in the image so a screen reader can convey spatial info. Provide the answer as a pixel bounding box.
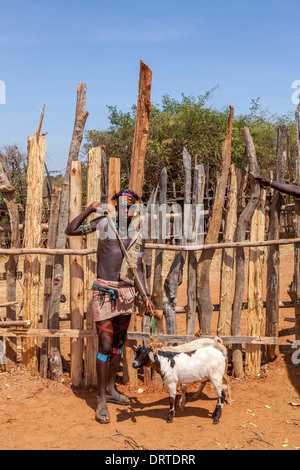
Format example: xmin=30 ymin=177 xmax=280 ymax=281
xmin=0 ymin=329 xmax=278 ymax=345
xmin=129 ymin=60 xmax=152 ymax=197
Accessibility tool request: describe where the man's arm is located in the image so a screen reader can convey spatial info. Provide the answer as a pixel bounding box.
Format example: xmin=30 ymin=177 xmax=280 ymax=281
xmin=254 ymin=175 xmax=300 ymax=198
xmin=65 ymin=202 xmax=105 ymax=236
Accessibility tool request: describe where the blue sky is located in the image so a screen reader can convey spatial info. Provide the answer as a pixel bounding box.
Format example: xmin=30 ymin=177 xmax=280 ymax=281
xmin=0 ymin=0 xmax=300 ymax=171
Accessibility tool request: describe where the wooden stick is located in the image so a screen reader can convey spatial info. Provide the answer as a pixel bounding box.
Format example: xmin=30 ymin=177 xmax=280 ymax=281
xmin=108 ymin=157 xmax=120 ymax=203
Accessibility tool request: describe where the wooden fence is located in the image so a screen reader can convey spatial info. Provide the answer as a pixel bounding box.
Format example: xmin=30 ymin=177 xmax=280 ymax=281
xmin=0 ymin=66 xmax=300 ymax=387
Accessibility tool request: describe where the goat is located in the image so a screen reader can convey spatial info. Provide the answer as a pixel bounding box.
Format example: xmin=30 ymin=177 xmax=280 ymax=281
xmin=162 ymin=337 xmax=228 ymax=410
xmin=132 ymin=344 xmax=226 ymax=424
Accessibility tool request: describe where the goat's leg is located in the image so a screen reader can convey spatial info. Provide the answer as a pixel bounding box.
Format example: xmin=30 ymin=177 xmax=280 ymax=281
xmin=192 ymin=381 xmax=206 ymax=401
xmin=167 ymin=383 xmax=177 ymax=423
xmin=211 ymin=377 xmax=225 ymax=424
xmin=178 ymin=384 xmax=186 ymax=411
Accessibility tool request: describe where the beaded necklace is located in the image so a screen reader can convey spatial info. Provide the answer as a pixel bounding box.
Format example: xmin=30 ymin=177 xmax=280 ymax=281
xmin=113 ymin=217 xmax=135 ymax=237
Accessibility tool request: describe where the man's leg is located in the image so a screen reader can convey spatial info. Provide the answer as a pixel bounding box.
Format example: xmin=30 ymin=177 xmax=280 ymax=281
xmin=95 ymin=319 xmax=113 ymax=423
xmin=106 ymin=315 xmax=131 ymax=405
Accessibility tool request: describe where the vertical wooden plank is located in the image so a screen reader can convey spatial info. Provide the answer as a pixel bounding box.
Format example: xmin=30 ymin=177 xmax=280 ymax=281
xmin=69 ymin=161 xmax=84 ymax=386
xmin=231 ymin=127 xmax=261 ymax=379
xmin=246 ymin=189 xmax=266 ymax=375
xmin=40 ymin=187 xmax=61 ymax=378
xmin=186 ymin=164 xmax=205 ymax=335
xmin=23 ymin=133 xmax=46 ymax=373
xmin=0 ymin=154 xmax=20 ymax=370
xmin=129 ymin=60 xmax=152 ymax=197
xmin=266 ymin=126 xmax=287 ymax=360
xmin=48 ymin=83 xmax=88 ymax=381
xmin=218 ymin=164 xmax=238 ymax=336
xmin=84 ymin=147 xmax=102 ymax=387
xmin=197 ymin=106 xmax=234 ymax=335
xmin=163 ymin=148 xmax=192 ymax=335
xmin=294 ymin=104 xmax=300 ymax=341
xmin=108 ymin=157 xmax=120 ymax=203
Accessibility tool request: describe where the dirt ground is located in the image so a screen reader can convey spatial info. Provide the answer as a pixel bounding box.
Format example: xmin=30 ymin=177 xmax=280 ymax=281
xmin=0 ymin=245 xmax=299 ymax=450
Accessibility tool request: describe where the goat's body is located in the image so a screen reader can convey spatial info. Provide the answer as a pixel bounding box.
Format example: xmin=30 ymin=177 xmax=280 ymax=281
xmin=133 ymin=345 xmax=226 ymax=424
xmin=162 ymin=337 xmax=227 ymax=409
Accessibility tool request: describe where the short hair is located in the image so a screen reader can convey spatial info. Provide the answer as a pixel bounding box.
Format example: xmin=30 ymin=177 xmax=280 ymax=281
xmin=111 ymin=189 xmax=141 ymax=202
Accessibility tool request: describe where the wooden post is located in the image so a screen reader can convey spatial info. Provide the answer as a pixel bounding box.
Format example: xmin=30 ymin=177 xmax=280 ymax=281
xmin=246 ymin=188 xmax=266 ymax=375
xmin=163 ymin=148 xmax=192 ymax=334
xmin=186 ymin=164 xmax=205 ymax=335
xmin=266 ymin=126 xmax=287 ymax=360
xmin=108 ymin=157 xmax=120 ymax=203
xmin=129 ymin=60 xmax=152 ymax=197
xmin=0 ymin=154 xmax=20 ymax=369
xmin=23 ymin=129 xmax=46 ymax=373
xmin=84 ymin=147 xmax=102 ymax=387
xmin=197 ymin=106 xmax=234 ymax=335
xmin=69 ymin=162 xmax=84 ymax=386
xmin=48 ymin=83 xmax=88 ymax=381
xmin=294 ymin=104 xmax=300 ymax=340
xmin=40 ymin=187 xmax=61 ymax=378
xmin=231 ymin=127 xmax=260 ymax=379
xmin=218 ymin=164 xmax=238 ymax=336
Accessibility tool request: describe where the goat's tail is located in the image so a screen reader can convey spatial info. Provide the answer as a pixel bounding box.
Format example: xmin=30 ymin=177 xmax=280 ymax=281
xmin=213 ymin=337 xmax=227 ymax=358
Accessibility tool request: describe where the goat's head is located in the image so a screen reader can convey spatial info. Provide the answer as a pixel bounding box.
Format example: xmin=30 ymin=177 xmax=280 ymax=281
xmin=132 ymin=345 xmax=155 ymax=369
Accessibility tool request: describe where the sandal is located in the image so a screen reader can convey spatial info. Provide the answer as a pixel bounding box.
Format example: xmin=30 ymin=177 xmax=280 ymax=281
xmin=95 ymin=403 xmax=110 ymax=424
xmin=106 ymin=392 xmax=131 ymax=405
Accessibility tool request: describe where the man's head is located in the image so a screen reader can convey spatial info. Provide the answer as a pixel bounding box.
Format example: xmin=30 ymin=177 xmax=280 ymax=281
xmin=112 ymin=189 xmax=140 ymax=220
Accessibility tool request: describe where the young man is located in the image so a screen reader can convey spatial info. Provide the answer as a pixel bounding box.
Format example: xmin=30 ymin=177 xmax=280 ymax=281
xmin=65 ymin=189 xmax=154 ymax=424
xmin=254 ymin=174 xmax=300 ymax=198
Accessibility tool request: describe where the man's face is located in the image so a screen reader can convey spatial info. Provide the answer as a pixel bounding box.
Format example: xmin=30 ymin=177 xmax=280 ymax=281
xmin=116 ymin=196 xmax=137 ymax=221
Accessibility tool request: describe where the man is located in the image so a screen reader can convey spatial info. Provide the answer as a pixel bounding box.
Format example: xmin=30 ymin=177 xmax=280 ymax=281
xmin=254 ymin=174 xmax=300 ymax=198
xmin=65 ymin=189 xmax=154 ymax=424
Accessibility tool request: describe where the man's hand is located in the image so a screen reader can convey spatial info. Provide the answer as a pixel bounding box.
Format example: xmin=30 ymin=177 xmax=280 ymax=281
xmin=253 ymin=174 xmax=270 ymax=188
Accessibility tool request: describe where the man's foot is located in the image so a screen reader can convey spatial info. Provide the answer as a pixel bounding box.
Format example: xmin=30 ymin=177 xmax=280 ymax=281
xmin=106 ymin=392 xmax=131 ymax=405
xmin=95 ymin=401 xmax=110 ymax=424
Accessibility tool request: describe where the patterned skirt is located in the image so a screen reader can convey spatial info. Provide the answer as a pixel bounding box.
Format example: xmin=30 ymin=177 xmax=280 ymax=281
xmin=92 ymin=278 xmax=135 ymax=322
